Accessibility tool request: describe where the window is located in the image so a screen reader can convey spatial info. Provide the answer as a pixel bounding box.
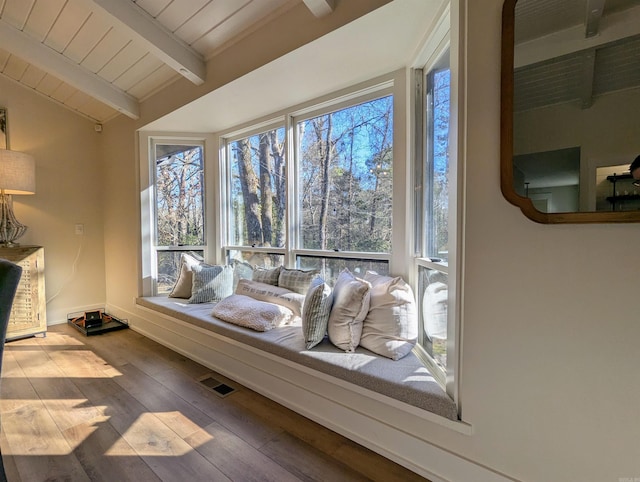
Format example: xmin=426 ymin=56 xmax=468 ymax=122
xmin=151 ymin=140 xmax=205 ymax=295
xmin=224 ymin=125 xmax=286 ymax=267
xmin=222 ymin=89 xmax=395 ymax=282
xmin=414 ymin=49 xmax=458 ymax=397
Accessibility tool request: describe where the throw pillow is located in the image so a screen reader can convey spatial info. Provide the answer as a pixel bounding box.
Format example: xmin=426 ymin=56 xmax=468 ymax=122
xmin=169 ymin=252 xmax=206 ymax=299
xmin=235 ymin=279 xmax=305 ymax=317
xmin=301 ymin=276 xmax=333 ymax=349
xmin=252 ymin=266 xmax=282 ymax=286
xmin=188 ymin=264 xmax=234 ymax=303
xmin=231 ymin=258 xmax=254 ymax=289
xmin=278 ymin=268 xmax=319 ymax=295
xmin=212 ymin=294 xmax=295 ymax=331
xmin=359 ymin=271 xmax=418 ymax=360
xmin=327 ymin=268 xmax=371 ymax=352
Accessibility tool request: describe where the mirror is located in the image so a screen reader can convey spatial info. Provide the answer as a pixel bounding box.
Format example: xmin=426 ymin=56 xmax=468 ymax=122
xmin=501 ymin=0 xmax=640 ymax=223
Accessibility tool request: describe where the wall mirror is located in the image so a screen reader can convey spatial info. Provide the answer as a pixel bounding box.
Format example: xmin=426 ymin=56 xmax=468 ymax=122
xmin=501 ymin=0 xmax=640 ymax=223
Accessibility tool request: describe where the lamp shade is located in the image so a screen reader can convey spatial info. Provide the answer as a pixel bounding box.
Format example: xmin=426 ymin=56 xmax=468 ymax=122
xmin=0 ymin=149 xmax=36 ymax=195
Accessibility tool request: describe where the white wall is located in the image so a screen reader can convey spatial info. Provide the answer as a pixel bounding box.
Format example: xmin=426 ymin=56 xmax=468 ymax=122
xmin=0 ymin=77 xmax=106 ymax=323
xmin=461 ymin=1 xmax=640 ymax=480
xmin=97 ymin=1 xmax=640 ymax=481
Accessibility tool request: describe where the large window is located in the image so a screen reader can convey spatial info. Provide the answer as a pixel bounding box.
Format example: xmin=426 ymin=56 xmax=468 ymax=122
xmin=222 ymin=91 xmax=394 ymax=283
xmin=152 ymin=141 xmax=205 ymax=294
xmin=225 ymin=127 xmax=286 ymax=268
xmin=415 ymin=49 xmax=458 ymax=397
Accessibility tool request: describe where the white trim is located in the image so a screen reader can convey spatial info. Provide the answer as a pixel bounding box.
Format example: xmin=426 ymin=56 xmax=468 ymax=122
xmin=109 ymin=300 xmax=516 ymax=482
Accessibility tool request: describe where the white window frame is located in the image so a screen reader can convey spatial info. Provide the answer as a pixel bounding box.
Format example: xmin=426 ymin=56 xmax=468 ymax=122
xmin=410 ymin=1 xmax=463 ymax=408
xmin=138 ymin=132 xmax=214 ymax=296
xmin=217 ymin=74 xmax=407 ymax=276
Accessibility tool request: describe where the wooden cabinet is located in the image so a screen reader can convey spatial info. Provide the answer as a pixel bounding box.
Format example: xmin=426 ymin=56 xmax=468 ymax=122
xmin=0 ymin=246 xmax=47 ymax=341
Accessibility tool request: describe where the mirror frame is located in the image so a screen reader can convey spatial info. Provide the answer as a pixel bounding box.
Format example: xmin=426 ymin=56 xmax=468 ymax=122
xmin=500 ymin=0 xmax=640 ymax=223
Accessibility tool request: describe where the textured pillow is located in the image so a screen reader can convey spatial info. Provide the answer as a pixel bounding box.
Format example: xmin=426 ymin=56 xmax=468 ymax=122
xmin=327 ymin=269 xmax=371 ymax=352
xmin=235 ymin=279 xmax=304 ymax=317
xmin=278 ymin=268 xmax=319 ymax=295
xmin=188 ymin=264 xmax=234 ymax=303
xmin=252 ymin=266 xmax=282 ymax=285
xmin=359 ymin=271 xmax=418 ymax=360
xmin=169 ymin=252 xmax=206 ymax=298
xmin=302 ymin=277 xmax=334 ymax=349
xmin=211 ymin=294 xmax=295 ymax=331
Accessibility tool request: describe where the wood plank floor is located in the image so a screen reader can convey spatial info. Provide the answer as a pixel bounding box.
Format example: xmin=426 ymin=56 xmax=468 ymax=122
xmin=0 ymin=324 xmax=428 ymax=481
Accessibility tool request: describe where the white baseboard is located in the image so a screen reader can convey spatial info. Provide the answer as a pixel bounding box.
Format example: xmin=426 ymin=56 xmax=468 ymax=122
xmin=108 ymin=302 xmax=515 ymax=482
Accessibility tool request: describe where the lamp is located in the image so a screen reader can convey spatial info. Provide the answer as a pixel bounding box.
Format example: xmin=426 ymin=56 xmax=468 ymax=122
xmin=0 ymin=149 xmax=35 ymax=247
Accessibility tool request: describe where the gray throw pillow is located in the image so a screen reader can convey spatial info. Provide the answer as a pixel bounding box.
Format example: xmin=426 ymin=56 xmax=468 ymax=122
xmin=278 ymin=268 xmax=319 ymax=295
xmin=252 ymin=266 xmax=281 ymax=285
xmin=188 ymin=264 xmax=234 ymax=303
xmin=302 ymin=277 xmax=333 ymax=349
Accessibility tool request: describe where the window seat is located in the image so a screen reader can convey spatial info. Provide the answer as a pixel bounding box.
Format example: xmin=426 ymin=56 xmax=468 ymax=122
xmin=136 ymin=296 xmax=458 ymax=421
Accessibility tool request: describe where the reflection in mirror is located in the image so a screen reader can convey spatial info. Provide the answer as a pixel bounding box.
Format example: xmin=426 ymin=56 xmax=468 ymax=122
xmin=502 ymin=0 xmax=640 ymax=222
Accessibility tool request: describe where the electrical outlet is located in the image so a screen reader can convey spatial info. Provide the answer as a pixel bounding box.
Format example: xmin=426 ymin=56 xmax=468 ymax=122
xmin=75 ymin=224 xmax=84 ymax=235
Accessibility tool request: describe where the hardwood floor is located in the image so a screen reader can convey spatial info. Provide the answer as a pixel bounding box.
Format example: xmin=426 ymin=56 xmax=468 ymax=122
xmin=0 ymin=324 xmax=428 ymax=481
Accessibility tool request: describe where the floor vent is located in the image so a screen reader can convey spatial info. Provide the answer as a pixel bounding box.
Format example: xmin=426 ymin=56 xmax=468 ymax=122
xmin=198 ymin=375 xmax=236 ymax=398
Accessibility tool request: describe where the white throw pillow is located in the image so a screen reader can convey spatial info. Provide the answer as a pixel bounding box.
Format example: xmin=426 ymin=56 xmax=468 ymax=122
xmin=169 ymin=252 xmax=206 ymax=299
xmin=212 ymin=294 xmax=294 ymax=331
xmin=327 ymin=269 xmax=371 ymax=352
xmin=359 ymin=271 xmax=418 ymax=360
xmin=235 ymin=279 xmax=305 ymax=317
xmin=301 ymin=277 xmax=333 ymax=349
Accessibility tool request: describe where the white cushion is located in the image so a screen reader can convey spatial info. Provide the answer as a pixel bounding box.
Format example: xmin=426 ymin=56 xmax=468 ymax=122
xmin=235 ymin=279 xmax=305 ymax=317
xmin=327 ymin=269 xmax=370 ymax=352
xmin=301 ymin=277 xmax=333 ymax=349
xmin=359 ymin=271 xmax=418 ymax=360
xmin=211 ymin=294 xmax=295 ymax=331
xmin=169 ymin=253 xmax=205 ymax=299
xmin=188 ymin=264 xmax=234 ymax=303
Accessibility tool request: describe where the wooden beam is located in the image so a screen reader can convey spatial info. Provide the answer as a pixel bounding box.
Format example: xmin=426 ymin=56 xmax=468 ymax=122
xmin=303 ymin=0 xmax=335 ymax=18
xmin=585 ymin=0 xmax=606 ymax=38
xmin=88 ymin=0 xmax=206 ymax=85
xmin=515 ymin=4 xmax=640 ymax=68
xmin=0 ymin=18 xmax=139 ymax=119
xmin=579 ymin=49 xmax=596 ymax=108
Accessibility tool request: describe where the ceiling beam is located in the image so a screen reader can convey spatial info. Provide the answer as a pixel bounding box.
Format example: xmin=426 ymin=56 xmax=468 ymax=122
xmin=585 ymin=0 xmax=606 ymax=38
xmin=303 ymin=0 xmax=336 ymax=18
xmin=88 ymin=0 xmax=206 ymax=85
xmin=0 ymin=18 xmax=139 ymax=119
xmin=515 ymin=4 xmax=640 ymax=68
xmin=579 ymin=49 xmax=596 ymax=108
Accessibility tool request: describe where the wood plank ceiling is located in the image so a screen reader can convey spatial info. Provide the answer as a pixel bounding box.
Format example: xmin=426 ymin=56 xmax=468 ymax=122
xmin=513 ymin=0 xmax=640 ymax=112
xmin=0 ymin=0 xmax=334 ymax=123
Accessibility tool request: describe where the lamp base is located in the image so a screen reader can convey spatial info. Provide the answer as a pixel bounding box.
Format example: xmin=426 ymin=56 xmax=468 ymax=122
xmin=0 ymin=193 xmax=28 ymax=246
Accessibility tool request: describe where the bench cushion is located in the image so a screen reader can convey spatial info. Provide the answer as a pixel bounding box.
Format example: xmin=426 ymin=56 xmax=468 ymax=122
xmin=136 ymin=296 xmax=458 ymax=421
